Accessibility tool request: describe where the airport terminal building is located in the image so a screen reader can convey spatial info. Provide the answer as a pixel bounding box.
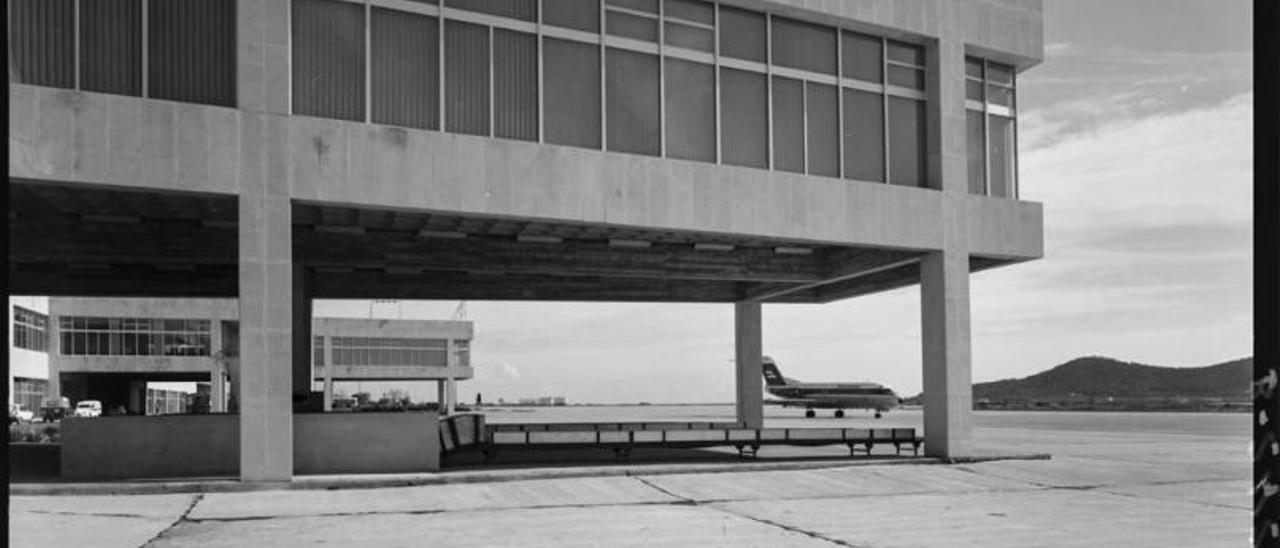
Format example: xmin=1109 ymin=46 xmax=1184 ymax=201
xmin=9 ymin=0 xmax=1043 ymax=480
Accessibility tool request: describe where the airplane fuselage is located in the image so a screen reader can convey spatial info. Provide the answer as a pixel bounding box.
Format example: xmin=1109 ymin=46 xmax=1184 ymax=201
xmin=766 ymin=382 xmax=900 ymax=412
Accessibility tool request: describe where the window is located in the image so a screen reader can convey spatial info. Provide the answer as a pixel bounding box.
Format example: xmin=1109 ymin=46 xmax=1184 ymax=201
xmin=806 ymin=83 xmax=839 ymax=177
xmin=13 ymin=306 xmax=48 ymax=353
xmin=371 ymin=7 xmax=439 ymax=130
xmin=664 ymin=58 xmax=715 ymax=162
xmin=13 ymin=378 xmax=48 ymax=413
xmin=720 ymin=68 xmax=768 ymax=168
xmin=886 ymin=40 xmax=925 ymax=90
xmin=967 ymin=56 xmax=1018 ymax=197
xmin=493 ymin=29 xmax=538 ymax=141
xmin=718 ymin=6 xmax=765 ymax=62
xmin=888 ymin=97 xmax=925 ymax=187
xmin=11 ymin=0 xmax=235 ymax=104
xmin=329 ymin=337 xmax=448 ymax=366
xmin=545 ymin=0 xmax=600 ymax=32
xmin=58 ymin=316 xmax=211 ymax=357
xmin=843 ymin=88 xmax=883 ymax=182
xmin=606 ymin=48 xmax=661 ymax=156
xmin=770 ymin=17 xmax=837 ymax=75
xmin=8 ymin=0 xmax=75 ymax=88
xmin=842 ymin=31 xmax=882 ymax=83
xmin=445 ymin=20 xmax=490 ymax=136
xmin=664 ymin=0 xmax=713 ymax=52
xmin=771 ymin=76 xmax=805 ymax=173
xmin=606 ymin=0 xmax=658 ymax=42
xmin=293 ymin=0 xmax=365 ymax=121
xmin=445 ymin=0 xmax=535 ymax=22
xmin=544 ymin=38 xmax=601 ymax=149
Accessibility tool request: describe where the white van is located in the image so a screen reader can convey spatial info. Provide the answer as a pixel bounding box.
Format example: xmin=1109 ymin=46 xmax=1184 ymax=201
xmin=73 ymin=400 xmax=103 ymax=418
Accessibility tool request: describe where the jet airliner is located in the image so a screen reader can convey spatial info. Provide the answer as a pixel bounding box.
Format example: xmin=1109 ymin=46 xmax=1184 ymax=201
xmin=762 ymin=356 xmax=900 ymax=418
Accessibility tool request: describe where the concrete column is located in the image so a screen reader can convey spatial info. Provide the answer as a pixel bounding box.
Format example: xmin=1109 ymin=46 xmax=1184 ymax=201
xmin=437 ymin=381 xmax=446 ymax=412
xmin=293 ymin=265 xmax=313 ymax=400
xmin=734 ymin=300 xmax=764 ymax=428
xmin=920 ymin=250 xmax=974 ymax=457
xmin=445 ymin=379 xmax=457 ymax=415
xmin=211 ymin=367 xmax=227 ymax=413
xmin=237 ymin=0 xmax=290 ymax=115
xmin=237 ymin=112 xmax=293 ymax=482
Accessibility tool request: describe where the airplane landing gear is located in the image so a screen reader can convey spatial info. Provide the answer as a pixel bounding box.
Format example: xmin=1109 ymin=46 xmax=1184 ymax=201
xmin=874 ymin=411 xmax=882 ymax=419
xmin=834 ymin=409 xmax=845 ymax=418
xmin=805 ymin=409 xmax=816 ymax=418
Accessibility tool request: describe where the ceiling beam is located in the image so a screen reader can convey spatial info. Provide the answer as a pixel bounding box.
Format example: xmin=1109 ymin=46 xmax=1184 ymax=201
xmin=310 ymin=270 xmax=745 ymax=302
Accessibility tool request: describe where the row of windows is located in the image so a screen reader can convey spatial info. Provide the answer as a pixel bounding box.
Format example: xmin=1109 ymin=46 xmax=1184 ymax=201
xmin=8 ymin=0 xmax=237 ymax=107
xmin=13 ymin=378 xmax=48 ymax=412
xmin=293 ymin=0 xmax=932 ymax=186
xmin=13 ymin=306 xmax=48 ymax=353
xmin=314 ymin=336 xmax=470 ymax=367
xmin=58 ymin=316 xmax=212 ymax=356
xmin=965 ymin=56 xmax=1019 ymax=198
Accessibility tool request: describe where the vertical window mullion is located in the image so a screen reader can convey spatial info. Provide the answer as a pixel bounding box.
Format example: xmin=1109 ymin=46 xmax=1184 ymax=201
xmin=537 ymin=0 xmax=544 ymax=143
xmin=599 ymin=0 xmax=606 ymax=151
xmin=713 ymin=1 xmax=720 ymax=164
xmin=438 ymin=12 xmax=445 ymax=131
xmin=983 ymin=60 xmax=991 ymax=196
xmin=880 ymin=37 xmax=889 ymax=183
xmin=658 ymin=0 xmax=665 ymax=157
xmin=765 ymin=13 xmax=773 ymax=170
xmin=835 ymin=33 xmax=844 ymax=178
xmin=365 ymin=2 xmax=371 ymax=123
xmin=74 ymin=0 xmax=81 ymax=89
xmin=141 ymin=0 xmax=148 ymax=97
xmin=801 ymin=81 xmax=808 ymax=174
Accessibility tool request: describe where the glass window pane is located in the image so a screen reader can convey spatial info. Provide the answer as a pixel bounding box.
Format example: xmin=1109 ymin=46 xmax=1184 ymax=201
xmin=842 ymin=88 xmax=882 ymax=182
xmin=771 ymin=76 xmax=804 ymax=174
xmin=544 ymin=38 xmax=601 ymax=149
xmin=718 ymin=6 xmax=765 ymax=62
xmin=720 ymin=67 xmax=767 ymax=168
xmin=664 ymin=58 xmax=715 ymax=162
xmin=81 ymin=0 xmax=143 ymax=96
xmin=888 ymin=97 xmax=925 ymax=187
xmin=770 ymin=17 xmax=836 ymax=75
xmin=606 ymin=48 xmax=661 ymax=156
xmin=607 ymin=0 xmax=657 ymax=13
xmin=841 ymin=31 xmax=882 ymax=83
xmin=147 ymin=0 xmax=237 ymax=106
xmin=292 ymin=0 xmax=365 ymax=121
xmin=886 ymin=40 xmax=924 ymax=66
xmin=371 ymin=7 xmax=439 ymax=130
xmin=8 ymin=0 xmax=75 ymax=88
xmin=445 ymin=20 xmax=490 ymax=136
xmin=887 ymin=65 xmax=924 ymax=89
xmin=965 ymin=56 xmax=983 ymax=78
xmin=966 ymin=79 xmax=984 ymax=102
xmin=665 ymin=0 xmax=712 ymax=24
xmin=494 ymin=29 xmax=538 ymax=141
xmin=664 ymin=22 xmax=712 ymax=51
xmin=806 ymin=83 xmax=839 ymax=177
xmin=987 ymin=85 xmax=1014 ymax=108
xmin=967 ymin=110 xmax=986 ymax=195
xmin=988 ymin=114 xmax=1016 ymax=198
xmin=445 ymin=0 xmax=536 ymax=21
xmin=545 ymin=0 xmax=600 ymax=32
xmin=606 ymin=11 xmax=658 ymax=41
xmin=988 ymin=62 xmax=1015 ymax=85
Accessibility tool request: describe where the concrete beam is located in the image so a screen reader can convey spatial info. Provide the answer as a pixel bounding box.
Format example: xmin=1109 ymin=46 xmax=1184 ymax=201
xmin=734 ymin=300 xmax=764 ymax=428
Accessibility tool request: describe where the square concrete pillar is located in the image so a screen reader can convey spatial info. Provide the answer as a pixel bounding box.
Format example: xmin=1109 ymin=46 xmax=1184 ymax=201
xmin=920 ymin=249 xmax=974 ymax=458
xmin=293 ymin=265 xmax=313 ymax=399
xmin=211 ymin=368 xmax=227 ymax=413
xmin=734 ymin=300 xmax=764 ymax=428
xmin=238 ymin=113 xmax=293 ymax=482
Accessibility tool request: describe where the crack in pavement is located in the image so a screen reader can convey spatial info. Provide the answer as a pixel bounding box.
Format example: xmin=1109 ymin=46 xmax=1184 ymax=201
xmin=631 ymin=476 xmax=870 ymax=547
xmin=139 ymin=493 xmax=204 ymax=548
xmin=22 ymin=510 xmax=166 ymax=519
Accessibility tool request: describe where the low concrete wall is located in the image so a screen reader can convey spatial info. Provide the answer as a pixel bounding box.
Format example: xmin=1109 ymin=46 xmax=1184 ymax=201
xmin=61 ymin=415 xmax=239 ymax=480
xmin=295 ymin=412 xmax=439 ymax=474
xmin=61 ymin=412 xmax=440 ymax=480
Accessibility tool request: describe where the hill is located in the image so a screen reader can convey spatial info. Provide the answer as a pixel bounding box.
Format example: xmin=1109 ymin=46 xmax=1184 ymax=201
xmin=907 ymin=356 xmax=1252 ymax=411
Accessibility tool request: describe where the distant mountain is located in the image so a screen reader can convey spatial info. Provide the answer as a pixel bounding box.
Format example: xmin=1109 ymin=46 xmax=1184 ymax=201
xmin=969 ymin=356 xmax=1252 ymax=402
xmin=905 ymin=356 xmax=1252 ymax=407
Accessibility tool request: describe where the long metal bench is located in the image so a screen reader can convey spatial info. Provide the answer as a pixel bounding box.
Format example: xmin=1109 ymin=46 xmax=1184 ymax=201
xmin=480 ymin=423 xmax=924 ymax=461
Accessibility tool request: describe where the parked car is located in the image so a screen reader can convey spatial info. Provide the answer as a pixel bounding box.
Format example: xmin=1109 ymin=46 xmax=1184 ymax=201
xmin=40 ymin=397 xmax=70 ymax=422
xmin=9 ymin=403 xmax=35 ymax=423
xmin=73 ymin=400 xmax=103 ymax=418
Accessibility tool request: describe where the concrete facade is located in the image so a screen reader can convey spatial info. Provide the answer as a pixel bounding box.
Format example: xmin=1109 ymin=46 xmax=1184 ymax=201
xmin=8 ymin=296 xmax=50 ymax=412
xmin=7 ymin=0 xmax=1044 ymax=480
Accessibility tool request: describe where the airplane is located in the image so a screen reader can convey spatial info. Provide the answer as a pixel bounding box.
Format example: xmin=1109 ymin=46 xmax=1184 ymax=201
xmin=761 ymin=356 xmax=900 ymax=419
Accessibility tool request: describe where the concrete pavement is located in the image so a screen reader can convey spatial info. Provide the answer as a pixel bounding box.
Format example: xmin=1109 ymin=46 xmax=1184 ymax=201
xmin=9 ymin=414 xmax=1249 ymax=547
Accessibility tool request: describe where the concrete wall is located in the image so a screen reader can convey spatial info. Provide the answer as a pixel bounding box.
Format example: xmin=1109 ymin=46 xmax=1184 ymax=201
xmin=294 ymin=412 xmax=440 ymax=475
xmin=61 ymin=415 xmax=239 ymax=480
xmin=61 ymin=412 xmax=442 ymax=479
xmin=313 ymin=318 xmax=473 ymax=340
xmin=8 ymin=296 xmax=49 ymax=382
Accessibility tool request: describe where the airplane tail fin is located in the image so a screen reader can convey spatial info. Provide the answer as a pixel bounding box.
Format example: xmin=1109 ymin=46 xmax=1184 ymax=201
xmin=761 ymin=356 xmax=789 ymax=387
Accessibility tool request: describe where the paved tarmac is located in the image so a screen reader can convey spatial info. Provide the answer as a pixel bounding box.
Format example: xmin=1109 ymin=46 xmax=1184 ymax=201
xmin=9 ymin=412 xmax=1248 ymax=547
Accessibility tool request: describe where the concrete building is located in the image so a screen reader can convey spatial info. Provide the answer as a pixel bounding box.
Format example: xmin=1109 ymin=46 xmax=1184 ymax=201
xmin=8 ymin=0 xmax=1043 ymax=481
xmin=9 ymin=296 xmax=50 ymax=413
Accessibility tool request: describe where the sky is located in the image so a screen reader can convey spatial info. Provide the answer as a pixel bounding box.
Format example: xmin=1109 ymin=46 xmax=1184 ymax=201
xmin=314 ymin=0 xmax=1254 ymax=405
